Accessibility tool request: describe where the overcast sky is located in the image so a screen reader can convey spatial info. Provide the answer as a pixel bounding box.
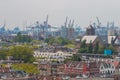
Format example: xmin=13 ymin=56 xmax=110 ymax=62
xmin=0 ymin=0 xmax=120 ymax=30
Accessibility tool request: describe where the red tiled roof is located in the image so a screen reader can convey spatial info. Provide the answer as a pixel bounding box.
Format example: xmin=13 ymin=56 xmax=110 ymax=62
xmin=39 ymin=76 xmax=62 ymax=80
xmin=113 ymin=61 xmax=119 ymax=68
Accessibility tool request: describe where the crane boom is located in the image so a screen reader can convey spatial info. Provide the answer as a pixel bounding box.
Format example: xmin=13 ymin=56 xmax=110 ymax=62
xmin=96 ymin=17 xmax=101 ymax=28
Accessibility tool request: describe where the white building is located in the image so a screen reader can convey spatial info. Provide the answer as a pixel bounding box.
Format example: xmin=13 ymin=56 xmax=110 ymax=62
xmin=100 ymin=62 xmax=115 ymax=75
xmin=34 ymin=50 xmax=72 ymax=61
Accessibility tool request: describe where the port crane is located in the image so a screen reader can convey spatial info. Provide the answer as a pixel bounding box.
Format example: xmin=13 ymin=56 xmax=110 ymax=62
xmin=96 ymin=17 xmax=101 ymax=28
xmin=26 ymin=15 xmax=58 ymax=39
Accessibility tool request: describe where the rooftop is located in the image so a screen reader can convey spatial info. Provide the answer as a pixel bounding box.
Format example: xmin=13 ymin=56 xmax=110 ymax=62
xmin=81 ymin=35 xmax=97 ymax=44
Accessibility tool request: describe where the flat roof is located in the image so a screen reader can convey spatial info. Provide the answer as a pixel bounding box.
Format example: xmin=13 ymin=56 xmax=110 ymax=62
xmin=76 ymin=53 xmax=105 ymax=56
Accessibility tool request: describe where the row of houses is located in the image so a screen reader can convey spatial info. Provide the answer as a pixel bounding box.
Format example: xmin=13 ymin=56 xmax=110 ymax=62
xmin=38 ymin=60 xmax=120 ymax=78
xmin=34 ymin=46 xmax=73 ymax=61
xmin=0 ymin=67 xmax=27 ymax=79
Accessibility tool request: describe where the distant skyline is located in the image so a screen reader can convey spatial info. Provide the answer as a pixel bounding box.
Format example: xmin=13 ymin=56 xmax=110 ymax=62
xmin=0 ymin=0 xmax=120 ymax=30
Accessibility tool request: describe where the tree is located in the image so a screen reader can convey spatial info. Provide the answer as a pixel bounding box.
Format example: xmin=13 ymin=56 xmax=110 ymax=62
xmin=64 ymin=58 xmax=72 ymax=63
xmin=78 ymin=48 xmax=87 ymax=53
xmin=93 ymin=41 xmax=99 ymax=54
xmin=15 ymin=32 xmax=22 ymax=42
xmin=98 ymin=46 xmax=105 ymax=54
xmin=14 ymin=32 xmax=32 ymax=43
xmin=45 ymin=37 xmax=55 ymax=45
xmin=87 ymin=41 xmax=93 ymax=53
xmin=12 ymin=63 xmax=40 ymax=74
xmin=81 ymin=40 xmax=86 ymax=48
xmin=108 ymin=45 xmax=118 ymax=55
xmin=45 ymin=37 xmax=71 ymax=46
xmin=78 ymin=40 xmax=87 ymax=53
xmin=9 ymin=45 xmax=35 ymax=63
xmin=64 ymin=54 xmax=81 ymax=63
xmin=64 ymin=44 xmax=75 ymax=48
xmin=31 ymin=40 xmax=41 ymax=44
xmin=71 ymin=54 xmax=81 ymax=61
xmin=0 ymin=50 xmax=8 ymax=60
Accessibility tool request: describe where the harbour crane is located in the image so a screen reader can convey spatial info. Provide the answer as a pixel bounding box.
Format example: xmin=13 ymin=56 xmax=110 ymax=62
xmin=96 ymin=17 xmax=101 ymax=28
xmin=64 ymin=16 xmax=68 ymax=27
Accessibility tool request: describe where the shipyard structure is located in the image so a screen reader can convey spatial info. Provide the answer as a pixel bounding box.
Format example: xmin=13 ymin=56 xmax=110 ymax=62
xmin=25 ymin=16 xmax=85 ymax=40
xmin=0 ymin=17 xmax=120 ymax=41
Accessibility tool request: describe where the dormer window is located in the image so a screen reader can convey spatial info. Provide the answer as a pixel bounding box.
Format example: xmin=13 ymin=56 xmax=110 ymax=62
xmin=112 ymin=66 xmax=114 ymax=69
xmin=101 ymin=66 xmax=103 ymax=69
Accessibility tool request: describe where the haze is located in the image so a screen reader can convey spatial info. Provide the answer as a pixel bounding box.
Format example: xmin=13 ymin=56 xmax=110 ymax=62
xmin=0 ymin=0 xmax=120 ymax=30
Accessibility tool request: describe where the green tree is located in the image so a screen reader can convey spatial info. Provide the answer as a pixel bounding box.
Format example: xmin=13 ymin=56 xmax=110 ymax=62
xmin=0 ymin=50 xmax=8 ymax=60
xmin=31 ymin=40 xmax=41 ymax=44
xmin=78 ymin=48 xmax=87 ymax=53
xmin=64 ymin=54 xmax=81 ymax=63
xmin=64 ymin=58 xmax=72 ymax=63
xmin=78 ymin=40 xmax=87 ymax=53
xmin=71 ymin=54 xmax=81 ymax=61
xmin=64 ymin=44 xmax=75 ymax=48
xmin=14 ymin=32 xmax=32 ymax=43
xmin=45 ymin=37 xmax=55 ymax=45
xmin=9 ymin=45 xmax=35 ymax=63
xmin=45 ymin=37 xmax=71 ymax=46
xmin=98 ymin=45 xmax=105 ymax=54
xmin=87 ymin=41 xmax=93 ymax=53
xmin=81 ymin=40 xmax=86 ymax=48
xmin=15 ymin=32 xmax=22 ymax=42
xmin=93 ymin=41 xmax=99 ymax=54
xmin=12 ymin=63 xmax=40 ymax=74
xmin=108 ymin=45 xmax=118 ymax=55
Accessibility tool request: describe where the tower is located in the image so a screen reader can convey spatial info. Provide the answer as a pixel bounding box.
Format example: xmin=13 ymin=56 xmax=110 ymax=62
xmin=86 ymin=25 xmax=95 ymax=35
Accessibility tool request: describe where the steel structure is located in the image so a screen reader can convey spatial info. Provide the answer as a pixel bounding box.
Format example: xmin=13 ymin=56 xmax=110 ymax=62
xmin=26 ymin=15 xmax=58 ymax=40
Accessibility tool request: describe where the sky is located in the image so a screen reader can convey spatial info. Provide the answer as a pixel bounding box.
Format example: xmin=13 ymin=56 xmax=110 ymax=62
xmin=0 ymin=0 xmax=120 ymax=30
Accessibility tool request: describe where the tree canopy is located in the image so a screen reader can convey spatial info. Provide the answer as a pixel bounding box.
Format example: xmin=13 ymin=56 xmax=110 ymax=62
xmin=78 ymin=40 xmax=117 ymax=55
xmin=0 ymin=49 xmax=8 ymax=60
xmin=78 ymin=40 xmax=87 ymax=53
xmin=12 ymin=63 xmax=40 ymax=74
xmin=45 ymin=37 xmax=72 ymax=45
xmin=93 ymin=41 xmax=99 ymax=54
xmin=87 ymin=40 xmax=93 ymax=53
xmin=14 ymin=32 xmax=32 ymax=43
xmin=9 ymin=45 xmax=35 ymax=63
xmin=80 ymin=40 xmax=86 ymax=48
xmin=64 ymin=54 xmax=81 ymax=63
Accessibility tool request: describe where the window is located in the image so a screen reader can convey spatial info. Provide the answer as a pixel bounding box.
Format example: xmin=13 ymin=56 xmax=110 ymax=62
xmin=111 ymin=71 xmax=112 ymax=73
xmin=101 ymin=66 xmax=103 ymax=69
xmin=112 ymin=66 xmax=114 ymax=69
